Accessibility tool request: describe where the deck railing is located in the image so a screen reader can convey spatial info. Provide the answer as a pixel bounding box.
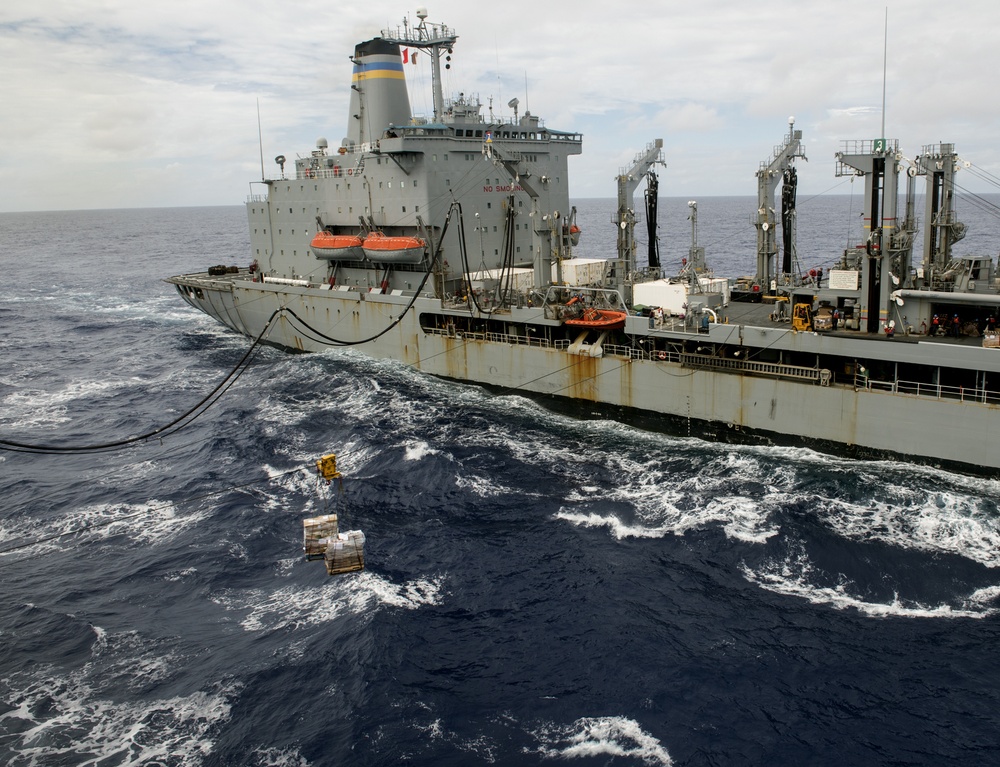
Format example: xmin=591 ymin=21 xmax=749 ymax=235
xmin=858 ymin=375 xmax=1000 ymax=404
xmin=423 ymin=327 xmax=1000 ymax=405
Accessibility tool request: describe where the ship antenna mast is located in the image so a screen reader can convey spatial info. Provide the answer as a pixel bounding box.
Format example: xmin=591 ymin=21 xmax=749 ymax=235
xmin=881 ymin=7 xmax=888 ymax=140
xmin=383 ymin=7 xmax=458 ymax=124
xmin=257 ymin=98 xmax=265 ymax=181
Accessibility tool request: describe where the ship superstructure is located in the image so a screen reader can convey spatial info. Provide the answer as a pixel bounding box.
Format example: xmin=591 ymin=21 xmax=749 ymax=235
xmin=170 ymin=10 xmax=1000 ymax=475
xmin=248 ymin=8 xmax=580 ymax=302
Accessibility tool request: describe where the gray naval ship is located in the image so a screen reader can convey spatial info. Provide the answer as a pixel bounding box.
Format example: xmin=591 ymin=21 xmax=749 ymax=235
xmin=168 ymin=9 xmax=1000 ymax=474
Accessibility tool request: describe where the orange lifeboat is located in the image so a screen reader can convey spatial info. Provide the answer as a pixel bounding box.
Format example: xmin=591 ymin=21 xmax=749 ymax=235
xmin=310 ymin=231 xmax=364 ymax=261
xmin=565 ymin=307 xmax=628 ymax=331
xmin=362 ymin=232 xmax=427 ymax=264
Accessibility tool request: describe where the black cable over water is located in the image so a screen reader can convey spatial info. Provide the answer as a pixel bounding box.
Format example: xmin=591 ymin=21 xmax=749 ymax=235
xmin=1 ymin=206 xmax=465 ymax=454
xmin=0 ymin=309 xmax=285 ymax=455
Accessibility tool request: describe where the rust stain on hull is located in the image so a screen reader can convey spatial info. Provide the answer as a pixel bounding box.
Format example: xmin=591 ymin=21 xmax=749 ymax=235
xmin=567 ymin=354 xmax=599 ymax=401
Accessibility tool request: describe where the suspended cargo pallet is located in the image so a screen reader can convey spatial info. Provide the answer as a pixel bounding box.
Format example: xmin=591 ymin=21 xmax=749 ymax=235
xmin=303 ymin=514 xmax=338 ymax=561
xmin=325 ymin=531 xmax=366 ymax=575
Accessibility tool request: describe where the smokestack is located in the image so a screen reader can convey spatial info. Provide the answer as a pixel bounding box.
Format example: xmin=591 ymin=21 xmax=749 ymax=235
xmin=345 ymin=38 xmax=412 ymax=148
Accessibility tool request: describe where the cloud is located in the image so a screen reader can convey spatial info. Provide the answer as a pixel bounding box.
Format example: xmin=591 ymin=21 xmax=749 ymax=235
xmin=1 ymin=0 xmax=1000 ymax=211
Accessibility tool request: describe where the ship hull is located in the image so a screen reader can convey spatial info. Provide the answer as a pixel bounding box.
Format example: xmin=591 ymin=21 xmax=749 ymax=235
xmin=168 ymin=274 xmax=1000 ymax=475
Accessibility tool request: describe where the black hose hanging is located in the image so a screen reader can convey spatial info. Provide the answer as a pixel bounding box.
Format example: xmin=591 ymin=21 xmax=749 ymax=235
xmin=460 ymin=194 xmax=515 ymax=315
xmin=645 ymin=170 xmax=660 ymax=269
xmin=781 ymin=166 xmax=797 ymax=275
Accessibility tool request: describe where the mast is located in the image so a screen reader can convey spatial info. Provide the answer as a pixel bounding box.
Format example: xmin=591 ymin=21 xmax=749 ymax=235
xmin=381 ymin=8 xmax=458 ymax=123
xmin=676 ymin=201 xmax=707 ymax=292
xmin=915 ymin=144 xmax=966 ymax=286
xmin=754 ymin=118 xmax=806 ymax=294
xmin=609 ymin=139 xmax=665 ymax=302
xmin=835 ymin=137 xmax=906 ymax=333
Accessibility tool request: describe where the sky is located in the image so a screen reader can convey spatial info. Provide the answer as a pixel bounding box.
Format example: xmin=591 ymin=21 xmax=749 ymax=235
xmin=2 ymin=0 xmax=1000 ymax=212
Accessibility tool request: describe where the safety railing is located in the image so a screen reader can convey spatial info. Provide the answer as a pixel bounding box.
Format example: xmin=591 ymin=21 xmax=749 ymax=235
xmin=858 ymin=375 xmax=1000 ymax=404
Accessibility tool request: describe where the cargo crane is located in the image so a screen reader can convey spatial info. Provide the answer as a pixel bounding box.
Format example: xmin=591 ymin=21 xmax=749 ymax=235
xmin=607 ymin=139 xmax=665 ymax=303
xmin=740 ymin=118 xmax=806 ymax=300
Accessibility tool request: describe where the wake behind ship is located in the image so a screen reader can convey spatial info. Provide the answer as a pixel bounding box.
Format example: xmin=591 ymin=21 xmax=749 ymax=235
xmin=168 ymin=9 xmax=1000 ymax=475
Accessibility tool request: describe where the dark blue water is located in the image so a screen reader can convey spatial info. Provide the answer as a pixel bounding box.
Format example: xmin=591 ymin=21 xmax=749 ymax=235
xmin=2 ymin=200 xmax=1000 ymax=766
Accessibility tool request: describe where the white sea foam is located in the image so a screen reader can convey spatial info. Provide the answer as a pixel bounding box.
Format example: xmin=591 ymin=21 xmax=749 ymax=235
xmin=404 ymin=440 xmax=439 ymax=461
xmin=454 ymin=471 xmax=529 ymax=499
xmin=555 ymin=511 xmax=675 ymax=540
xmin=255 ymin=391 xmax=317 ymax=435
xmin=1 ymin=629 xmax=235 ymax=766
xmin=741 ymin=550 xmax=999 ymax=619
xmin=87 ymin=629 xmax=180 ymax=688
xmin=212 ymin=572 xmax=444 ymax=632
xmin=554 ymin=446 xmax=781 ymax=543
xmin=557 ymin=491 xmax=777 ymax=544
xmin=0 ymin=377 xmax=128 ymax=428
xmin=164 ymin=566 xmax=199 ymax=582
xmin=817 ymin=492 xmax=1000 ymax=569
xmin=261 ymin=461 xmax=324 ymax=497
xmin=247 ymin=747 xmax=312 ymax=767
xmin=529 ymin=716 xmax=673 ymax=765
xmin=555 ymin=427 xmax=1000 ymax=573
xmin=0 ymin=348 xmax=229 ymax=430
xmin=546 ymin=435 xmax=1000 ymax=616
xmin=412 ymin=715 xmax=500 ymax=763
xmin=0 ymin=500 xmax=206 ymax=557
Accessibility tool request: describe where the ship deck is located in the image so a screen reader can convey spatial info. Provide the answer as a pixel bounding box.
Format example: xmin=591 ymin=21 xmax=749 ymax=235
xmin=721 ymin=299 xmax=989 ymax=347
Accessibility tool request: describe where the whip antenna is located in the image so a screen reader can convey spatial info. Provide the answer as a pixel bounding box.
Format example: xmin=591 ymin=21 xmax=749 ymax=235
xmin=257 ymin=98 xmax=265 ymax=181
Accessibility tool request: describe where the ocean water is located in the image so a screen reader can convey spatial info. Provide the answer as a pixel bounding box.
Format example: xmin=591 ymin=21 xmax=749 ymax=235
xmin=2 ymin=198 xmax=1000 ymax=766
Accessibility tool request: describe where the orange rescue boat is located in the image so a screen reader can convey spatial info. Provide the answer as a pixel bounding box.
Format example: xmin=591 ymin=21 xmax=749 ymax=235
xmin=310 ymin=231 xmax=364 ymax=261
xmin=362 ymin=232 xmax=427 ymax=264
xmin=565 ymin=307 xmax=628 ymax=331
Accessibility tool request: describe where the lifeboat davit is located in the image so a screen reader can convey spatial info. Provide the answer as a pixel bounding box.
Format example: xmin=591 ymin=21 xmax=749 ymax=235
xmin=310 ymin=231 xmax=364 ymax=261
xmin=565 ymin=307 xmax=628 ymax=331
xmin=361 ymin=232 xmax=427 ymax=264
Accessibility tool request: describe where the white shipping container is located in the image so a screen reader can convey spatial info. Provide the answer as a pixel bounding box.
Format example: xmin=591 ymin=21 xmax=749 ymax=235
xmin=633 ymin=280 xmax=690 ymax=314
xmin=467 ymin=268 xmax=535 ymax=293
xmin=559 ymin=258 xmax=607 ymax=286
